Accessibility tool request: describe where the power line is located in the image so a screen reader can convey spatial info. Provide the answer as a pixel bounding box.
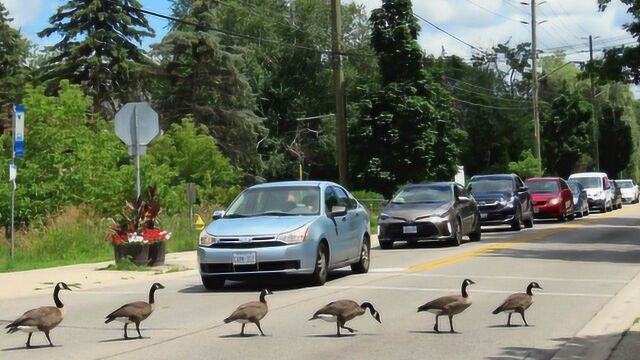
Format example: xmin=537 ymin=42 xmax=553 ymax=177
xmin=446 ymin=82 xmax=529 ymax=104
xmin=464 ymin=0 xmax=523 ymax=23
xmin=413 ymin=12 xmax=486 ymax=53
xmin=452 ymin=97 xmax=530 ymax=110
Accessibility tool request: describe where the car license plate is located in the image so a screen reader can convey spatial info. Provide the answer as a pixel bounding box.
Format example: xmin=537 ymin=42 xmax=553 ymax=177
xmin=403 ymin=226 xmax=417 ymax=234
xmin=480 ymin=213 xmax=488 ymax=219
xmin=233 ymin=252 xmax=256 ymax=265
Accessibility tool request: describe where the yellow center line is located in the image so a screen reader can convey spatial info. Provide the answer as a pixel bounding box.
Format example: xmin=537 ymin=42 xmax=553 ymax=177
xmin=404 ymin=206 xmax=639 ymax=273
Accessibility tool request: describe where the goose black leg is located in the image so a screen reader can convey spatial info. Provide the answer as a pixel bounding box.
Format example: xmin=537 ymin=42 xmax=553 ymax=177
xmin=240 ymin=323 xmax=245 ymax=336
xmin=449 ymin=316 xmax=455 ymax=333
xmin=255 ymin=321 xmax=265 ymax=336
xmin=26 ymin=333 xmax=32 ymax=348
xmin=341 ymin=324 xmax=357 ymax=333
xmin=507 ymin=313 xmax=512 ymax=327
xmin=45 ymin=330 xmax=54 ymax=347
xmin=434 ymin=315 xmax=440 ymax=333
xmin=135 ymin=322 xmax=142 ymax=338
xmin=336 ymin=322 xmax=341 ymax=336
xmin=124 ymin=323 xmax=129 ymax=339
xmin=519 ymin=311 xmax=528 ymax=327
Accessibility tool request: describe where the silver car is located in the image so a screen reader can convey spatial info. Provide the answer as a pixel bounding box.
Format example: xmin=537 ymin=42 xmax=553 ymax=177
xmin=198 ymin=181 xmax=371 ymax=289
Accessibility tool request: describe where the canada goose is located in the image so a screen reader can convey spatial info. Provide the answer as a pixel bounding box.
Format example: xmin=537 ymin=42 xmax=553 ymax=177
xmin=5 ymin=282 xmax=72 ymax=347
xmin=224 ymin=289 xmax=272 ymax=336
xmin=417 ymin=278 xmax=475 ymax=333
xmin=492 ymin=281 xmax=542 ymax=326
xmin=309 ymin=300 xmax=382 ymax=336
xmin=105 ymin=282 xmax=165 ymax=339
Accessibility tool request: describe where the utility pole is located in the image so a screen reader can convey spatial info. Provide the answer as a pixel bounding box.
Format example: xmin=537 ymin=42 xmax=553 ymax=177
xmin=530 ymin=0 xmax=541 ymax=170
xmin=588 ymin=35 xmax=600 ymax=171
xmin=331 ymin=0 xmax=349 ymax=187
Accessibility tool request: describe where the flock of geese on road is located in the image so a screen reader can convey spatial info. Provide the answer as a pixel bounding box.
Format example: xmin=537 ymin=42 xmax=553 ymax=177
xmin=5 ymin=279 xmax=543 ymax=348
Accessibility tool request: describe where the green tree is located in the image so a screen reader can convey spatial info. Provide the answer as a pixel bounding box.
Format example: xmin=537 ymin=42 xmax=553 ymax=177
xmin=508 ymin=150 xmax=543 ymax=179
xmin=599 ymin=105 xmax=633 ymax=177
xmin=596 ymin=1 xmax=640 ymax=84
xmin=352 ymin=0 xmax=462 ymax=196
xmin=152 ymin=0 xmax=266 ymax=180
xmin=0 ymin=3 xmax=29 ymax=122
xmin=38 ymin=0 xmax=154 ymax=115
xmin=541 ymin=92 xmax=593 ymax=178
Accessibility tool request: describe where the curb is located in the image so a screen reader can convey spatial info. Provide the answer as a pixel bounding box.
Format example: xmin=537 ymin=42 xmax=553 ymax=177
xmin=551 ymin=267 xmax=640 ymax=360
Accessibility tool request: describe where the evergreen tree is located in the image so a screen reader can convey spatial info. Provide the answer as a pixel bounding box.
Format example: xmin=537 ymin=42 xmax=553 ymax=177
xmin=352 ymin=0 xmax=463 ymax=197
xmin=38 ymin=0 xmax=154 ymax=115
xmin=152 ymin=0 xmax=266 ymax=180
xmin=0 ymin=3 xmax=29 ymax=122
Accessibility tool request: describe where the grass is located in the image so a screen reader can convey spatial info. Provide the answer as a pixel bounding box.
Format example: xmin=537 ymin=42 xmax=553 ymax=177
xmin=0 ymin=206 xmax=200 ymax=273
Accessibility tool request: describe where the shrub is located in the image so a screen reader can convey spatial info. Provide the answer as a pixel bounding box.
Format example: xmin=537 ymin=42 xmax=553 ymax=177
xmin=508 ymin=150 xmax=543 ymax=179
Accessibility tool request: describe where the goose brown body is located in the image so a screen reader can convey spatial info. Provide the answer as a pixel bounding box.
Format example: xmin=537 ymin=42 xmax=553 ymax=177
xmin=5 ymin=282 xmax=72 ymax=347
xmin=418 ymin=279 xmax=475 ymax=333
xmin=224 ymin=289 xmax=272 ymax=336
xmin=493 ymin=281 xmax=542 ymax=326
xmin=105 ymin=283 xmax=164 ymax=339
xmin=310 ymin=300 xmax=381 ymax=336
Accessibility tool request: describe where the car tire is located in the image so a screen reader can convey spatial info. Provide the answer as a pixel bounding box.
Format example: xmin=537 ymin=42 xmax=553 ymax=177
xmin=511 ymin=207 xmax=522 ymax=231
xmin=558 ymin=209 xmax=567 ymax=222
xmin=568 ymin=207 xmax=575 ymax=220
xmin=523 ymin=207 xmax=534 ymax=228
xmin=350 ymin=237 xmax=370 ymax=274
xmin=201 ymin=276 xmax=225 ymax=290
xmin=450 ymin=217 xmax=463 ymax=246
xmin=379 ymin=240 xmax=394 ymax=250
xmin=309 ymin=242 xmax=329 ymax=286
xmin=468 ymin=216 xmax=482 ymax=241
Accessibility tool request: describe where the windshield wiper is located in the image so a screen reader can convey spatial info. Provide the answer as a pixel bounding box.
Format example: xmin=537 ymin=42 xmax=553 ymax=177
xmin=254 ymin=211 xmax=296 ymax=216
xmin=224 ymin=213 xmax=246 ymax=218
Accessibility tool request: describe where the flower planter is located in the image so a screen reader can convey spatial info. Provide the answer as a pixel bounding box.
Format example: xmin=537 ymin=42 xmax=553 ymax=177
xmin=114 ymin=243 xmax=150 ymax=266
xmin=148 ymin=242 xmax=166 ymax=266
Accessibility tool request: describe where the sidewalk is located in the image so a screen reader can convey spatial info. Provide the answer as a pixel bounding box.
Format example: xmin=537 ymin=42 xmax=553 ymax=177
xmin=0 ymin=251 xmax=199 ymax=300
xmin=609 ymin=320 xmax=640 ymax=360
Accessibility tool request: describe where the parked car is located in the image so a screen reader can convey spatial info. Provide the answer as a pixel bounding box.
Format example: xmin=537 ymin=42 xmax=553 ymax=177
xmin=614 ymin=179 xmax=640 ymax=204
xmin=610 ymin=180 xmax=623 ymax=210
xmin=198 ymin=181 xmax=371 ymax=290
xmin=568 ymin=172 xmax=613 ymax=212
xmin=467 ymin=174 xmax=534 ymax=231
xmin=377 ymin=182 xmax=481 ymax=249
xmin=525 ymin=177 xmax=575 ymax=221
xmin=567 ymin=180 xmax=590 ymax=217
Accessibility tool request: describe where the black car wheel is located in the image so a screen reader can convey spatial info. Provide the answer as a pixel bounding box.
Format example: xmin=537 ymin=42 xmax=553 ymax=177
xmin=558 ymin=208 xmax=567 ymax=222
xmin=350 ymin=237 xmax=370 ymax=274
xmin=450 ymin=217 xmax=463 ymax=246
xmin=468 ymin=215 xmax=482 ymax=241
xmin=201 ymin=276 xmax=225 ymax=290
xmin=523 ymin=207 xmax=534 ymax=228
xmin=310 ymin=242 xmax=329 ymax=286
xmin=511 ymin=207 xmax=522 ymax=231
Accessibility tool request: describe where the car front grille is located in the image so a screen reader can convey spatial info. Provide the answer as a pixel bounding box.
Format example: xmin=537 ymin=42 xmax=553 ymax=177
xmin=382 ymin=222 xmax=440 ymax=238
xmin=200 ymin=260 xmax=301 ymax=273
xmin=209 ymin=241 xmax=287 ymax=249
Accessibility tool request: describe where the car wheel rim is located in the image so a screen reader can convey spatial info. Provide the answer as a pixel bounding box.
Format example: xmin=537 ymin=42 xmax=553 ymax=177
xmin=317 ymin=249 xmax=327 ymax=279
xmin=456 ymin=220 xmax=462 ymax=242
xmin=361 ymin=243 xmax=369 ymax=268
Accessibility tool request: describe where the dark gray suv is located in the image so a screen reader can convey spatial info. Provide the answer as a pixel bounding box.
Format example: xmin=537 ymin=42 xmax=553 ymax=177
xmin=468 ymin=174 xmax=534 ymax=231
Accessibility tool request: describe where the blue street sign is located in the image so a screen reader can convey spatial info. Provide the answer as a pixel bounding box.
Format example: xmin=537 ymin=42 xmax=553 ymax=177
xmin=14 ymin=105 xmax=24 ymax=158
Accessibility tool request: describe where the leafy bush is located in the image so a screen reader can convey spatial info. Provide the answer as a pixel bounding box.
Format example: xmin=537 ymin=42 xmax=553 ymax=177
xmin=508 ymin=150 xmax=543 ymax=179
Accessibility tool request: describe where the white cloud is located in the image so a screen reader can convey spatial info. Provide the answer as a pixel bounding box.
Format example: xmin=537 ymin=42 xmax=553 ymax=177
xmin=3 ymin=0 xmax=46 ymax=28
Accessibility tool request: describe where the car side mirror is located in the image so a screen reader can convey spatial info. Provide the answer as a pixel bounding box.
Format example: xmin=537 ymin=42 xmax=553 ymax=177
xmin=518 ymin=186 xmax=528 ymax=192
xmin=212 ymin=210 xmax=225 ymax=220
xmin=330 ymin=205 xmax=347 ymax=217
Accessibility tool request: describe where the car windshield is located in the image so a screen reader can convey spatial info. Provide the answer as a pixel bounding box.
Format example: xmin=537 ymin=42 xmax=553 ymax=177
xmin=572 ymin=177 xmax=601 ymax=189
xmin=225 ymin=186 xmax=321 ymax=217
xmin=468 ymin=179 xmax=513 ymax=193
xmin=526 ymin=180 xmax=559 ymax=194
xmin=617 ymin=181 xmax=634 ymax=188
xmin=392 ymin=185 xmax=452 ymax=204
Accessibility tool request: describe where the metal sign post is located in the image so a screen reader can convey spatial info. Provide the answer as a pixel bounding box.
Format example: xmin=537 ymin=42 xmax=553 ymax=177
xmin=10 ymin=105 xmax=24 ymax=260
xmin=115 ymin=103 xmax=159 ymax=200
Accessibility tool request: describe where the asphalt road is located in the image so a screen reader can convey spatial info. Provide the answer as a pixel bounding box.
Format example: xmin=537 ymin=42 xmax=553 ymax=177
xmin=2 ymin=205 xmax=640 ymax=360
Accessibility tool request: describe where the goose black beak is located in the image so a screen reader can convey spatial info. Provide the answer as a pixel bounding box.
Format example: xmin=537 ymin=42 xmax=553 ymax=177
xmin=374 ymin=313 xmax=382 ymax=323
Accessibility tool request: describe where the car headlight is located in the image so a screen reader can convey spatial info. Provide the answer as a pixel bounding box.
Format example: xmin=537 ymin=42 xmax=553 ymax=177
xmin=549 ymin=198 xmax=561 ymax=206
xmin=199 ymin=232 xmax=217 ymax=246
xmin=379 ymin=212 xmax=390 ymax=220
xmin=277 ymin=224 xmax=310 ymax=244
xmin=499 ymin=198 xmax=508 ymax=206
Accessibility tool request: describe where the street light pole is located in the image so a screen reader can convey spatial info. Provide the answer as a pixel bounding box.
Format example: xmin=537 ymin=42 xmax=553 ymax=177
xmin=530 ymin=0 xmax=541 ymax=170
xmin=331 ymin=0 xmax=349 ymax=187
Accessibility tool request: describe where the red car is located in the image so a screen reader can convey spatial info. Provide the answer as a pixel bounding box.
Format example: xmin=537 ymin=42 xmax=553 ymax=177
xmin=525 ymin=177 xmax=574 ymax=221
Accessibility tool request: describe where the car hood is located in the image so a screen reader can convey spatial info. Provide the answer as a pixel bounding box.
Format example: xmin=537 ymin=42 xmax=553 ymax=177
xmin=531 ymin=193 xmax=560 ymax=201
xmin=470 ymin=191 xmax=512 ymax=203
xmin=382 ymin=202 xmax=450 ymax=221
xmin=620 ymin=188 xmax=635 ymax=195
xmin=205 ymin=216 xmax=315 ymax=236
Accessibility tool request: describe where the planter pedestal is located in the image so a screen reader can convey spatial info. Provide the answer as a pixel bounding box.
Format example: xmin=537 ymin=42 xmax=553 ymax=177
xmin=148 ymin=242 xmax=166 ymax=266
xmin=114 ymin=244 xmax=150 ymax=266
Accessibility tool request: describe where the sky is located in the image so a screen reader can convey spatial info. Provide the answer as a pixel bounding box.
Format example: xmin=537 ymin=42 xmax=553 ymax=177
xmin=4 ymin=0 xmax=639 ymax=95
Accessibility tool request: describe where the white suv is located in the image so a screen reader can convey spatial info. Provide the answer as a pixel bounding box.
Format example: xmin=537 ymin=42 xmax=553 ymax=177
xmin=568 ymin=172 xmax=613 ymax=212
xmin=615 ymin=179 xmax=640 ymax=204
